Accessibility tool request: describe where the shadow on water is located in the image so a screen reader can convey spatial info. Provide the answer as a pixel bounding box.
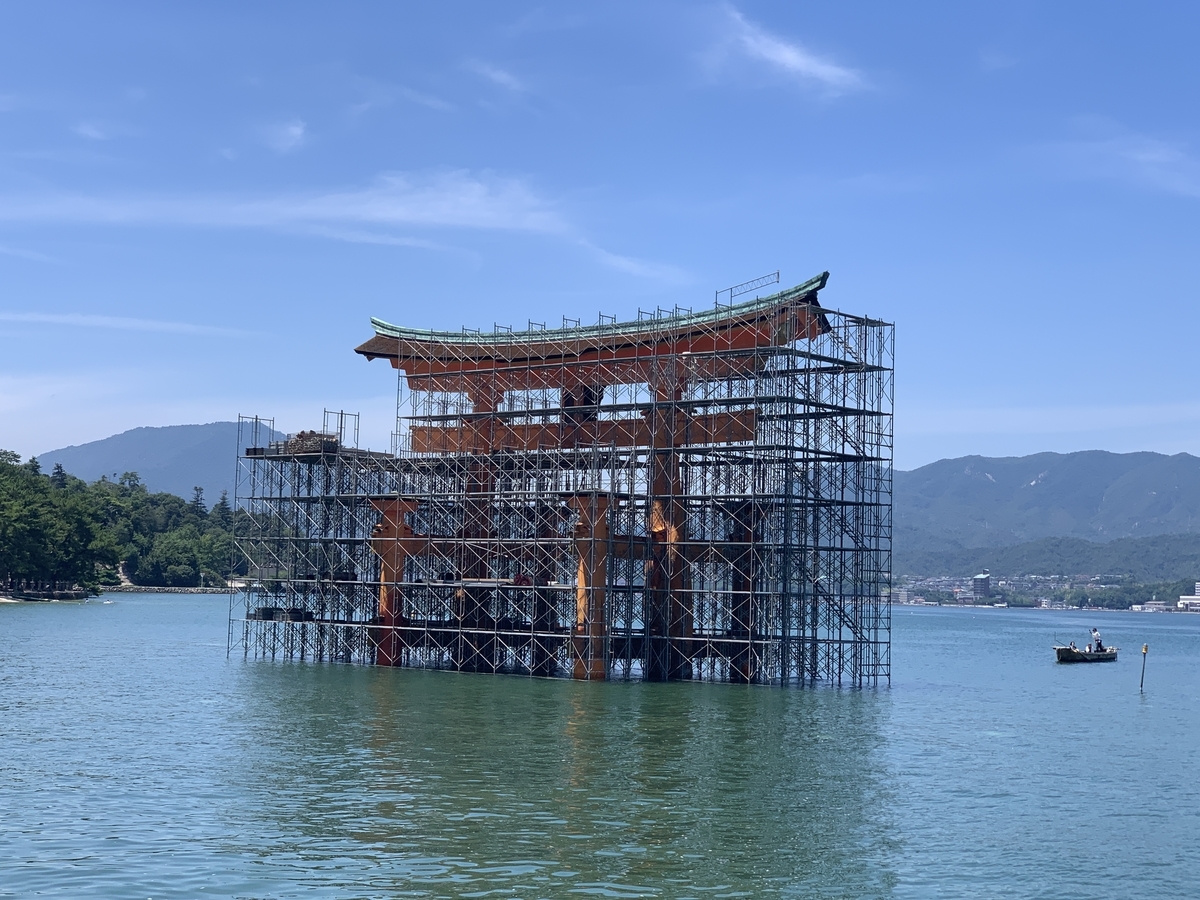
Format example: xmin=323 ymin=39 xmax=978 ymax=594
xmin=234 ymin=665 xmax=897 ymax=897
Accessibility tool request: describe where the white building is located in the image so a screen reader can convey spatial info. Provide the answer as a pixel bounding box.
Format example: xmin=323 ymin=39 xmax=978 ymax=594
xmin=1179 ymin=583 xmax=1200 ymax=613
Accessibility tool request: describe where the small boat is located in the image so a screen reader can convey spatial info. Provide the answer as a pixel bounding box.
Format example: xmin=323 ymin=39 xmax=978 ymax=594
xmin=1054 ymin=644 xmax=1119 ymax=663
xmin=1054 ymin=627 xmax=1117 ymax=663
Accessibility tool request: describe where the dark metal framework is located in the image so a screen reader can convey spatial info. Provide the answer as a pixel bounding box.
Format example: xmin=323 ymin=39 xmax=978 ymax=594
xmin=229 ymin=273 xmax=893 ymax=685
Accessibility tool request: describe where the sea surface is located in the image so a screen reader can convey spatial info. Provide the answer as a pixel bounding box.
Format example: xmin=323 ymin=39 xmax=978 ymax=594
xmin=2 ymin=595 xmax=1198 ymax=899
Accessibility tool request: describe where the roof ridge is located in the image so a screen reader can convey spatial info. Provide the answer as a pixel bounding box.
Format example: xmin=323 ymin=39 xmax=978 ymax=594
xmin=368 ymin=271 xmax=829 ymax=344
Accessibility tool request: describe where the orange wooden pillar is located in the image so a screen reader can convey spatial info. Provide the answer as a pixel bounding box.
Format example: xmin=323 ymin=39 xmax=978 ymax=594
xmin=368 ymin=498 xmax=419 ymax=667
xmin=569 ymin=493 xmax=609 ymax=680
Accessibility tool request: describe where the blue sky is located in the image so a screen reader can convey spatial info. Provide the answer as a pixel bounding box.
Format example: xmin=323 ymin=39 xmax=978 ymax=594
xmin=1 ymin=1 xmax=1198 ymax=469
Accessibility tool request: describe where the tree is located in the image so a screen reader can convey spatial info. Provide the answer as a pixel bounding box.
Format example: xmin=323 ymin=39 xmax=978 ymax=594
xmin=209 ymin=491 xmax=234 ymax=532
xmin=132 ymin=527 xmax=202 ymax=587
xmin=0 ymin=453 xmax=114 ymax=591
xmin=0 ymin=455 xmax=241 ymax=592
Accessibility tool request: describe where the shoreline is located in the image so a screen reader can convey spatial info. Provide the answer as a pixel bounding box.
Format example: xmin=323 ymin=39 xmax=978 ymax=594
xmin=2 ymin=587 xmax=231 ymax=602
xmin=1 ymin=596 xmax=89 ymax=603
xmin=101 ymin=585 xmax=231 ymax=594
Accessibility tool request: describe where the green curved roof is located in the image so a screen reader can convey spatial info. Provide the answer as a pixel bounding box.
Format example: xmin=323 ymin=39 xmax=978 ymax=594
xmin=367 ymin=271 xmax=829 ymax=345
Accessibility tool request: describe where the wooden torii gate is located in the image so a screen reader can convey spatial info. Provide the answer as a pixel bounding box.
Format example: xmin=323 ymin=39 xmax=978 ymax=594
xmin=354 ymin=273 xmax=830 ymax=680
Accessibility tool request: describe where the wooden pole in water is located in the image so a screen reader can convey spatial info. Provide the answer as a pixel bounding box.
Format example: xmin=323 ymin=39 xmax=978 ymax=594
xmin=1140 ymin=643 xmax=1149 ymax=692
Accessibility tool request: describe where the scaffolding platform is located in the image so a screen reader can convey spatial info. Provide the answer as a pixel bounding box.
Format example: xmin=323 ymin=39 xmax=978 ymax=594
xmin=229 ymin=272 xmax=893 ymax=685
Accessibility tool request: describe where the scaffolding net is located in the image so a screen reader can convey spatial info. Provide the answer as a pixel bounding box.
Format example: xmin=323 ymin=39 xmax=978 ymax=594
xmin=230 ymin=272 xmax=893 ymax=685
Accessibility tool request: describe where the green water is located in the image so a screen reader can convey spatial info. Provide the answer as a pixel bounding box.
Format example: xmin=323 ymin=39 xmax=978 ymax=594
xmin=2 ymin=595 xmax=1198 ymax=897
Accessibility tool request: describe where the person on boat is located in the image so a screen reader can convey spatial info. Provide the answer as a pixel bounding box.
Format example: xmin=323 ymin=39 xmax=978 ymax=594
xmin=1086 ymin=643 xmax=1092 ymax=653
xmin=1091 ymin=628 xmax=1104 ymax=652
xmin=1069 ymin=641 xmax=1076 ymax=650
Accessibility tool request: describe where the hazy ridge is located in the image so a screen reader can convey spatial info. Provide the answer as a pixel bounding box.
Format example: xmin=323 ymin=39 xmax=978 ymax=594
xmin=35 ymin=422 xmax=283 ymax=505
xmin=895 ymin=450 xmax=1200 ymax=576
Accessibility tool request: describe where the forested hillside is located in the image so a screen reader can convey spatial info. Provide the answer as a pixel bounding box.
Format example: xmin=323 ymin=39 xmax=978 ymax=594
xmin=896 ymin=531 xmax=1200 ymax=581
xmin=0 ymin=449 xmax=240 ymax=594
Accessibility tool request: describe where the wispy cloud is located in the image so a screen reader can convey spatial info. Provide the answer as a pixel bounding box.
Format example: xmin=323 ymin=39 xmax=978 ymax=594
xmin=578 ymin=240 xmax=691 ymax=284
xmin=0 ymin=170 xmax=565 ymax=234
xmin=279 ymin=171 xmax=562 ymax=231
xmin=724 ymin=6 xmax=863 ymax=93
xmin=467 ymin=60 xmax=525 ymax=92
xmin=348 ymin=83 xmax=453 ymax=117
xmin=397 ymin=86 xmax=454 ymax=111
xmin=0 ymin=170 xmax=687 ymax=282
xmin=0 ymin=312 xmax=245 ymax=337
xmin=264 ymin=118 xmax=306 ymax=153
xmin=74 ymin=121 xmax=109 ymax=140
xmin=72 ymin=120 xmax=140 ymax=141
xmin=1043 ymin=120 xmax=1200 ymax=198
xmin=0 ymin=243 xmax=55 ymax=263
xmin=300 ymin=225 xmax=453 ymax=252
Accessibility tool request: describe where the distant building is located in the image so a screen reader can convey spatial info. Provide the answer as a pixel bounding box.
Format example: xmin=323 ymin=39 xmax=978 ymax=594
xmin=1179 ymin=583 xmax=1200 ymax=613
xmin=973 ymin=570 xmax=992 ymax=599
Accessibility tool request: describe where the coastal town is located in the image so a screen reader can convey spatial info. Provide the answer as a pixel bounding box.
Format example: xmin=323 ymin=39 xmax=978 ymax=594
xmin=893 ymin=573 xmax=1200 ymax=612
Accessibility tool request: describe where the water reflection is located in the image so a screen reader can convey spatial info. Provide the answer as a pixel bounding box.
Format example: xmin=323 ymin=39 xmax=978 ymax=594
xmin=236 ymin=665 xmax=895 ymax=897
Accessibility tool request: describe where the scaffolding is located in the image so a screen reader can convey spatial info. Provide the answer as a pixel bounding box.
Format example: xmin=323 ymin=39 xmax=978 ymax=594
xmin=229 ymin=271 xmax=893 ymax=685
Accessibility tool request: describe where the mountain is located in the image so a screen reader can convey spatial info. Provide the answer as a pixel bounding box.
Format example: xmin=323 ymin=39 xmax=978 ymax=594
xmin=897 ymin=450 xmax=1200 ymax=545
xmin=36 ymin=422 xmax=284 ymax=506
xmin=895 ymin=450 xmax=1200 ymax=575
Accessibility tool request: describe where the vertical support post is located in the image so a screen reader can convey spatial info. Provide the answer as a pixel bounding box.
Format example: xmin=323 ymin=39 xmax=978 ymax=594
xmin=570 ymin=493 xmax=610 ymax=680
xmin=644 ymin=376 xmax=692 ymax=681
xmin=454 ymin=458 xmax=498 ymax=671
xmin=455 ymin=381 xmax=503 ymax=673
xmin=369 ymin=498 xmax=419 ymax=667
xmin=728 ymin=500 xmax=758 ymax=683
xmin=530 ymin=505 xmax=559 ymax=677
